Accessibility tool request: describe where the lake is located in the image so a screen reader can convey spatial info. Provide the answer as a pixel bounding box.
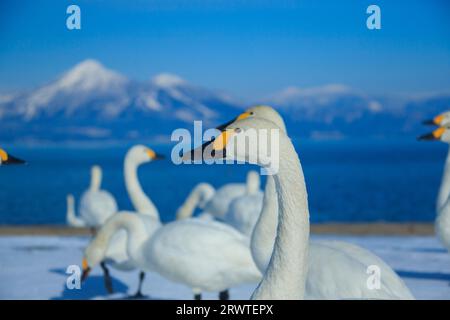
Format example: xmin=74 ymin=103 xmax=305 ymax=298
xmin=0 ymin=139 xmax=446 ymax=224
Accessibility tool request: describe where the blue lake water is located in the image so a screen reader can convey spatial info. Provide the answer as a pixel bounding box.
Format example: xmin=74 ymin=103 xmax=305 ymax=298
xmin=0 ymin=139 xmax=447 ymax=224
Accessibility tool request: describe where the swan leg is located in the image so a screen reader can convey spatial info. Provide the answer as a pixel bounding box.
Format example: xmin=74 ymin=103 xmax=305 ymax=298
xmin=130 ymin=271 xmax=147 ymax=299
xmin=194 ymin=293 xmax=202 ymax=300
xmin=219 ymin=289 xmax=229 ymax=300
xmin=100 ymin=261 xmax=114 ymax=294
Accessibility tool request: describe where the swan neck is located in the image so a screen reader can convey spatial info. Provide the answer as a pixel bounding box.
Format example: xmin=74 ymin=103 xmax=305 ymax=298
xmin=251 ymin=137 xmax=309 ymax=300
xmin=66 ymin=196 xmax=85 ymax=227
xmin=124 ymin=158 xmax=160 ymax=220
xmin=176 ymin=189 xmax=200 ymax=219
xmin=95 ymin=214 xmax=148 ymax=266
xmin=437 ymin=146 xmax=450 ymax=212
xmin=90 ymin=169 xmax=101 ymax=191
xmin=250 ymin=175 xmax=278 ymax=272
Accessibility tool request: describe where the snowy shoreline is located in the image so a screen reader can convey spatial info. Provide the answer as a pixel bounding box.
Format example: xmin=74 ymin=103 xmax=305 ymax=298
xmin=1 ymin=234 xmax=449 ymax=300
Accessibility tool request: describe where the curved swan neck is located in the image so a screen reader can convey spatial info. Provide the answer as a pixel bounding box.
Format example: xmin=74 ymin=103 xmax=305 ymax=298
xmin=437 ymin=146 xmax=450 ymax=212
xmin=250 ymin=175 xmax=278 ymax=272
xmin=124 ymin=157 xmax=160 ymax=220
xmin=251 ymin=136 xmax=310 ymax=300
xmin=66 ymin=195 xmax=85 ymax=227
xmin=176 ymin=183 xmax=215 ymax=219
xmin=93 ymin=213 xmax=148 ymax=265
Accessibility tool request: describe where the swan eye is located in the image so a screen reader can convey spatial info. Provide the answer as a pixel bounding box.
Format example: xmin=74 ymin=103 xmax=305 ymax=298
xmin=249 ymin=112 xmax=254 ymax=115
xmin=235 ymin=128 xmax=242 ymax=133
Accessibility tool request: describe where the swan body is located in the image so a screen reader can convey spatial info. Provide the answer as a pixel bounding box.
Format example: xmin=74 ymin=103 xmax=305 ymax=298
xmin=203 ymin=171 xmax=261 ymax=220
xmin=84 ymin=213 xmax=261 ymax=296
xmin=419 ymin=121 xmax=450 ymax=253
xmin=224 ymin=193 xmax=263 ymax=236
xmin=203 ymin=107 xmax=414 ymax=299
xmin=145 ymin=218 xmax=261 ymax=292
xmin=79 ymin=165 xmax=118 ymax=228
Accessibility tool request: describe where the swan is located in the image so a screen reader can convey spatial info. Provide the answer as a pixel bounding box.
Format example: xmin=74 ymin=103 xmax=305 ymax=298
xmin=202 ymin=171 xmax=261 ymax=220
xmin=418 ymin=121 xmax=450 ymax=259
xmin=176 ymin=171 xmax=263 ymax=230
xmin=66 ymin=194 xmax=86 ymax=227
xmin=83 ymin=213 xmax=261 ymax=300
xmin=82 ymin=145 xmax=163 ymax=298
xmin=0 ymin=148 xmax=25 ymax=165
xmin=176 ymin=183 xmax=215 ymax=220
xmin=223 ymin=171 xmax=264 ymax=236
xmin=78 ymin=165 xmax=118 ymax=229
xmin=192 ymin=110 xmax=413 ymax=299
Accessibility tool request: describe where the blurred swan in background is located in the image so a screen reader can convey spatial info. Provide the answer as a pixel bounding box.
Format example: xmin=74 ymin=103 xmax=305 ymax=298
xmin=176 ymin=183 xmax=215 ymax=220
xmin=206 ymin=106 xmax=414 ymax=299
xmin=82 ymin=145 xmax=163 ymax=298
xmin=419 ymin=116 xmax=450 ymax=262
xmin=78 ymin=165 xmax=118 ymax=229
xmin=66 ymin=194 xmax=86 ymax=227
xmin=0 ymin=148 xmax=26 ymax=165
xmin=223 ymin=171 xmax=263 ymax=236
xmin=176 ymin=171 xmax=262 ymax=230
xmin=202 ymin=171 xmax=261 ymax=220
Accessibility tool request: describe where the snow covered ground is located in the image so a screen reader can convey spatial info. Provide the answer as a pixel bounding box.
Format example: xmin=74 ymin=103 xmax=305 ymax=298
xmin=0 ymin=234 xmax=449 ymax=300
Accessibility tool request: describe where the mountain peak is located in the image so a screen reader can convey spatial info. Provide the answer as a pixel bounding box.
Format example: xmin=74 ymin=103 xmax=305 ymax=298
xmin=152 ymin=73 xmax=186 ymax=88
xmin=58 ymin=59 xmax=126 ymax=91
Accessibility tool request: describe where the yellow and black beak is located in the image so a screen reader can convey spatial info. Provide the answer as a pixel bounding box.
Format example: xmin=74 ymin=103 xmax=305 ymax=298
xmin=423 ymin=114 xmax=444 ymax=126
xmin=215 ymin=111 xmax=252 ymax=131
xmin=0 ymin=149 xmax=26 ymax=165
xmin=81 ymin=258 xmax=91 ymax=282
xmin=417 ymin=127 xmax=446 ymax=141
xmin=146 ymin=149 xmax=165 ymax=160
xmin=181 ymin=128 xmax=235 ymax=162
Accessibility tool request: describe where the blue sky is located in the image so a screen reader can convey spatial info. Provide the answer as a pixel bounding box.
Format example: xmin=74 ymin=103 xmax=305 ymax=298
xmin=0 ymin=0 xmax=449 ymax=99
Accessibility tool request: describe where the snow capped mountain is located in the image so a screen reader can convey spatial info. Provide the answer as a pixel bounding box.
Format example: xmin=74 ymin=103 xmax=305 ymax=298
xmin=0 ymin=59 xmax=242 ymax=142
xmin=0 ymin=59 xmax=449 ymax=143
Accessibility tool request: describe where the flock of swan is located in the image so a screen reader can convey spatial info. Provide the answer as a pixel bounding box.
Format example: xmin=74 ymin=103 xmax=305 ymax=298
xmin=2 ymin=106 xmax=450 ymax=300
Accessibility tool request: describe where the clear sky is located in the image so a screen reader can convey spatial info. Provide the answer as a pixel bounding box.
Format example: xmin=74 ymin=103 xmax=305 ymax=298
xmin=1 ymin=0 xmax=449 ymax=99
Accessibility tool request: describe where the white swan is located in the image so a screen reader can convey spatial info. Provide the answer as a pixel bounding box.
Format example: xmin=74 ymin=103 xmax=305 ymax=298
xmin=176 ymin=170 xmax=263 ymax=232
xmin=201 ymin=109 xmax=413 ymax=299
xmin=223 ymin=171 xmax=264 ymax=236
xmin=82 ymin=145 xmax=163 ymax=297
xmin=79 ymin=165 xmax=118 ymax=228
xmin=66 ymin=194 xmax=86 ymax=227
xmin=0 ymin=148 xmax=25 ymax=165
xmin=176 ymin=183 xmax=215 ymax=220
xmin=418 ymin=121 xmax=450 ymax=258
xmin=83 ymin=213 xmax=261 ymax=300
xmin=203 ymin=171 xmax=261 ymax=220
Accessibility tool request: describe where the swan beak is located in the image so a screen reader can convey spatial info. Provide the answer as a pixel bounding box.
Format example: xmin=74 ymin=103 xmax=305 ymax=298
xmin=417 ymin=127 xmax=446 ymax=141
xmin=0 ymin=149 xmax=26 ymax=165
xmin=216 ymin=111 xmax=252 ymax=131
xmin=181 ymin=129 xmax=234 ymax=161
xmin=81 ymin=258 xmax=91 ymax=281
xmin=147 ymin=149 xmax=165 ymax=160
xmin=422 ymin=114 xmax=444 ymax=126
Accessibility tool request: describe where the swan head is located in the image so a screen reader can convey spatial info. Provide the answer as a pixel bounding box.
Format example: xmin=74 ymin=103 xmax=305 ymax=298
xmin=0 ymin=148 xmax=26 ymax=165
xmin=186 ymin=117 xmax=284 ymax=175
xmin=418 ymin=126 xmax=450 ymax=143
xmin=125 ymin=145 xmax=165 ymax=166
xmin=218 ymin=105 xmax=287 ymax=134
xmin=81 ymin=238 xmax=108 ymax=281
xmin=422 ymin=111 xmax=450 ymax=127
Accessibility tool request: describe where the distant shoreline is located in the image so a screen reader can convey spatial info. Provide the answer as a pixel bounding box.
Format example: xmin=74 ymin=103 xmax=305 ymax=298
xmin=0 ymin=223 xmax=434 ymax=236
